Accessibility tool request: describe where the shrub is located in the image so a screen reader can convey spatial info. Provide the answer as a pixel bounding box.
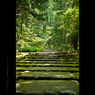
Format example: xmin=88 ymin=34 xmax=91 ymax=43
xmin=18 ymin=46 xmax=43 ymax=52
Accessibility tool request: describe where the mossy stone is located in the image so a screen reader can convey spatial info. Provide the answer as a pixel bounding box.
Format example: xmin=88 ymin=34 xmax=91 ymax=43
xmin=24 ymin=91 xmax=43 ymax=95
xmin=44 ymin=91 xmax=57 ymax=95
xmin=59 ymin=90 xmax=78 ymax=95
xmin=16 ymin=91 xmax=22 ymax=95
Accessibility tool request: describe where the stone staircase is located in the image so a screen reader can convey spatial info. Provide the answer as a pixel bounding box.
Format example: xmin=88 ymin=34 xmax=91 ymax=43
xmin=16 ymin=51 xmax=79 ymax=95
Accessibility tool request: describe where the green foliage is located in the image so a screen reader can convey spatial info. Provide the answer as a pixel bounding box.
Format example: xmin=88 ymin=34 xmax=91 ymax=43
xmin=18 ymin=46 xmax=43 ymax=52
xmin=16 ymin=0 xmax=79 ymax=53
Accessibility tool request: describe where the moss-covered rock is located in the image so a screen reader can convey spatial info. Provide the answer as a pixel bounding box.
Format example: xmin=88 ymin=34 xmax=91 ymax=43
xmin=59 ymin=90 xmax=78 ymax=95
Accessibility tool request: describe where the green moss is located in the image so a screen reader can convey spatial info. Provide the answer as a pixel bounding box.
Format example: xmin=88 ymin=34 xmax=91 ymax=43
xmin=71 ymin=73 xmax=79 ymax=79
xmin=16 ymin=67 xmax=27 ymax=70
xmin=16 ymin=80 xmax=79 ymax=93
xmin=66 ymin=67 xmax=79 ymax=71
xmin=16 ymin=71 xmax=23 ymax=75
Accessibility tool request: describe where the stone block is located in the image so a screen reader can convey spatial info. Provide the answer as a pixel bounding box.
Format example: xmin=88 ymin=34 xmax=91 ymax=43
xmin=59 ymin=90 xmax=78 ymax=95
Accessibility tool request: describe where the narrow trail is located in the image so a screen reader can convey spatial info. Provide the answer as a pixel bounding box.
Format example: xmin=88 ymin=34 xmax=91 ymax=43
xmin=16 ymin=51 xmax=79 ymax=95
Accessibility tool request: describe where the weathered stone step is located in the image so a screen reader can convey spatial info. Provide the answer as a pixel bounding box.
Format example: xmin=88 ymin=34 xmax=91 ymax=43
xmin=16 ymin=67 xmax=28 ymax=71
xmin=21 ymin=57 xmax=78 ymax=61
xmin=26 ymin=52 xmax=59 ymax=56
xmin=18 ymin=72 xmax=79 ymax=80
xmin=16 ymin=63 xmax=31 ymax=65
xmin=62 ymin=60 xmax=79 ymax=62
xmin=22 ymin=59 xmax=78 ymax=63
xmin=16 ymin=63 xmax=79 ymax=67
xmin=16 ymin=72 xmax=79 ymax=82
xmin=16 ymin=67 xmax=79 ymax=72
xmin=16 ymin=61 xmax=56 ymax=63
xmin=29 ymin=67 xmax=79 ymax=71
xmin=16 ymin=80 xmax=79 ymax=94
xmin=24 ymin=59 xmax=60 ymax=61
xmin=16 ymin=61 xmax=79 ymax=64
xmin=16 ymin=71 xmax=23 ymax=75
xmin=18 ymin=76 xmax=77 ymax=80
xmin=16 ymin=52 xmax=78 ymax=58
xmin=25 ymin=55 xmax=78 ymax=59
xmin=71 ymin=72 xmax=79 ymax=80
xmin=16 ymin=90 xmax=79 ymax=95
xmin=17 ymin=70 xmax=79 ymax=73
xmin=29 ymin=52 xmax=70 ymax=55
xmin=26 ymin=55 xmax=57 ymax=58
xmin=16 ymin=71 xmax=23 ymax=80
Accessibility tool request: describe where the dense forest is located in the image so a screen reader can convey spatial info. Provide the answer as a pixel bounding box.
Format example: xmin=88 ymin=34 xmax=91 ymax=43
xmin=16 ymin=0 xmax=79 ymax=53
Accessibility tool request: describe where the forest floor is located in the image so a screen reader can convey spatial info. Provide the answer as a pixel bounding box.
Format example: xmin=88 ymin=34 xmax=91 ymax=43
xmin=16 ymin=50 xmax=79 ymax=95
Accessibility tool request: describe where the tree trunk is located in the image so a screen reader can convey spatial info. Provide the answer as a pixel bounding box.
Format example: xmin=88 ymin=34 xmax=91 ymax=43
xmin=65 ymin=30 xmax=68 ymax=51
xmin=72 ymin=0 xmax=75 ymax=8
xmin=21 ymin=15 xmax=22 ymax=39
xmin=60 ymin=30 xmax=63 ymax=44
xmin=48 ymin=15 xmax=52 ymax=49
xmin=43 ymin=22 xmax=46 ymax=33
xmin=74 ymin=35 xmax=78 ymax=50
xmin=60 ymin=30 xmax=63 ymax=51
xmin=65 ymin=37 xmax=68 ymax=51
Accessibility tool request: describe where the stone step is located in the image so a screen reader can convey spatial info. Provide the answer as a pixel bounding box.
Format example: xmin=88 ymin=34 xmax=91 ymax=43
xmin=16 ymin=80 xmax=79 ymax=94
xmin=16 ymin=72 xmax=79 ymax=82
xmin=22 ymin=58 xmax=78 ymax=62
xmin=16 ymin=71 xmax=23 ymax=81
xmin=16 ymin=56 xmax=79 ymax=60
xmin=26 ymin=55 xmax=58 ymax=58
xmin=25 ymin=55 xmax=78 ymax=59
xmin=17 ymin=70 xmax=79 ymax=73
xmin=16 ymin=67 xmax=28 ymax=71
xmin=16 ymin=90 xmax=79 ymax=95
xmin=71 ymin=72 xmax=79 ymax=80
xmin=21 ymin=56 xmax=78 ymax=61
xmin=29 ymin=67 xmax=79 ymax=71
xmin=26 ymin=52 xmax=58 ymax=56
xmin=18 ymin=72 xmax=79 ymax=80
xmin=16 ymin=67 xmax=79 ymax=72
xmin=29 ymin=52 xmax=69 ymax=55
xmin=16 ymin=71 xmax=23 ymax=75
xmin=16 ymin=63 xmax=79 ymax=67
xmin=16 ymin=61 xmax=56 ymax=63
xmin=24 ymin=59 xmax=60 ymax=61
xmin=16 ymin=61 xmax=79 ymax=64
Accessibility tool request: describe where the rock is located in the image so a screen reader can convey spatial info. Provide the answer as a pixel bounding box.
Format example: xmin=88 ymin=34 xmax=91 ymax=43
xmin=16 ymin=91 xmax=22 ymax=95
xmin=16 ymin=83 xmax=21 ymax=88
xmin=24 ymin=91 xmax=43 ymax=95
xmin=44 ymin=91 xmax=57 ymax=95
xmin=59 ymin=90 xmax=78 ymax=95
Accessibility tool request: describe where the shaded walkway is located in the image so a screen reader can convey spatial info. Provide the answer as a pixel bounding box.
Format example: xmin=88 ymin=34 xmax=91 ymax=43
xmin=16 ymin=51 xmax=79 ymax=95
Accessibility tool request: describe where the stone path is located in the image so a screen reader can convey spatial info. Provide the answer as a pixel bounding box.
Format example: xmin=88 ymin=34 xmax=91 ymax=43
xmin=16 ymin=51 xmax=79 ymax=95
